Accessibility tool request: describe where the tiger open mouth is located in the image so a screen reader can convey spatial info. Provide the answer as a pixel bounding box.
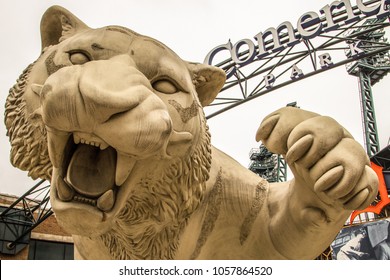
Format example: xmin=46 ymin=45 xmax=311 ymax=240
xmin=47 ymin=129 xmax=137 ymax=212
xmin=47 ymin=125 xmax=194 ymax=213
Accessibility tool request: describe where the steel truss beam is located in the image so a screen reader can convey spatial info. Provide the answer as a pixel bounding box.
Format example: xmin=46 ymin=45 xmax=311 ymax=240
xmin=205 ymin=1 xmax=390 ymax=119
xmin=0 ymin=180 xmax=52 ymax=253
xmin=345 ymin=16 xmax=390 ymax=156
xmin=276 ymin=155 xmax=287 ymax=182
xmin=358 ymin=71 xmax=381 ymax=156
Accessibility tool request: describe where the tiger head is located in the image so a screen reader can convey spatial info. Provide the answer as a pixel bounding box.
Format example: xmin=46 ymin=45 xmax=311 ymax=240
xmin=5 ymin=6 xmax=225 ymax=244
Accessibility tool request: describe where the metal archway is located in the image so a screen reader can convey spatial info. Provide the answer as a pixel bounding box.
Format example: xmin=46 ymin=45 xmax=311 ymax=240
xmin=206 ymin=2 xmax=390 ymax=122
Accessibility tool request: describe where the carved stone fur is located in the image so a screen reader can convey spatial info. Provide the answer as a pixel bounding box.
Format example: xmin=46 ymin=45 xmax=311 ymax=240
xmin=101 ymin=117 xmax=211 ymax=259
xmin=5 ymin=62 xmax=52 ymax=180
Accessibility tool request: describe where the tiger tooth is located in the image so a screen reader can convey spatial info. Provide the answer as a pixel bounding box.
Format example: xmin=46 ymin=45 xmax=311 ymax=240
xmin=73 ymin=134 xmax=81 ymax=144
xmin=31 ymin=84 xmax=44 ymax=96
xmin=99 ymin=142 xmax=109 ymax=150
xmin=97 ymin=189 xmax=115 ymax=212
xmin=115 ymin=153 xmax=136 ymax=186
xmin=46 ymin=127 xmax=71 ymax=168
xmin=56 ymin=176 xmax=74 ymax=201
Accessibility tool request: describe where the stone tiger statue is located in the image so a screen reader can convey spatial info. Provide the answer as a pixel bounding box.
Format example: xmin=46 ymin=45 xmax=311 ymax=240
xmin=5 ymin=6 xmax=378 ymax=259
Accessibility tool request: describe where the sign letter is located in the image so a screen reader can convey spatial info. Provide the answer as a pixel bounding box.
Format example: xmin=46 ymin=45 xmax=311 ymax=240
xmin=290 ymin=65 xmax=304 ymax=80
xmin=357 ymin=0 xmax=390 ymax=19
xmin=254 ymin=21 xmax=299 ymax=59
xmin=356 ymin=0 xmax=382 ymax=16
xmin=347 ymin=42 xmax=364 ymax=58
xmin=231 ymin=39 xmax=257 ymax=66
xmin=320 ymin=0 xmax=360 ymax=32
xmin=297 ymin=12 xmax=323 ymax=40
xmin=204 ymin=41 xmax=233 ymax=66
xmin=204 ymin=41 xmax=236 ymax=78
xmin=377 ymin=0 xmax=390 ymax=19
xmin=319 ymin=53 xmax=334 ymax=68
xmin=264 ymin=74 xmax=276 ymax=89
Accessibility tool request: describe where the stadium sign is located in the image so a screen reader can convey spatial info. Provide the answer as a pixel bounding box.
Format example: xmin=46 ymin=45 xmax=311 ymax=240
xmin=204 ymin=0 xmax=390 ymax=75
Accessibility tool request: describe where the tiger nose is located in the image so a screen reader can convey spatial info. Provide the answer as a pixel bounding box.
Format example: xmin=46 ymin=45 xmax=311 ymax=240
xmin=41 ymin=56 xmax=153 ymax=131
xmin=78 ymin=60 xmax=148 ymax=124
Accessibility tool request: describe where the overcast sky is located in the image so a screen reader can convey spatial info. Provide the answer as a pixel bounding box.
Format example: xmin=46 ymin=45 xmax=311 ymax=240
xmin=0 ymin=0 xmax=389 ymax=196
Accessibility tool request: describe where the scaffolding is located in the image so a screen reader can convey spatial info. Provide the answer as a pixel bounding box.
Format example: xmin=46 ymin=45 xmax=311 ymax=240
xmin=345 ymin=18 xmax=390 ymax=157
xmin=248 ymin=145 xmax=287 ymax=183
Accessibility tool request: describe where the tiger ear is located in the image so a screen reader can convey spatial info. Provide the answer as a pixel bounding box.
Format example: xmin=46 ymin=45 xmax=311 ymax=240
xmin=40 ymin=5 xmax=89 ymax=50
xmin=187 ymin=63 xmax=226 ymax=107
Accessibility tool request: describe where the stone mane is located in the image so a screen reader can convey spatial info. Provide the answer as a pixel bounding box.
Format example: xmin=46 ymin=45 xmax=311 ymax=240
xmin=5 ymin=63 xmax=52 ymax=180
xmin=101 ymin=115 xmax=212 ymax=259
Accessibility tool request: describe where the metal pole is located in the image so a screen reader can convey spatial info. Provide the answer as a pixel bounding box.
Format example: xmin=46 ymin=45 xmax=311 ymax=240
xmin=358 ymin=70 xmax=380 ymax=157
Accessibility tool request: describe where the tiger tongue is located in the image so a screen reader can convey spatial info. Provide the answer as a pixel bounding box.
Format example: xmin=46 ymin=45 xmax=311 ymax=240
xmin=66 ymin=144 xmax=116 ymax=198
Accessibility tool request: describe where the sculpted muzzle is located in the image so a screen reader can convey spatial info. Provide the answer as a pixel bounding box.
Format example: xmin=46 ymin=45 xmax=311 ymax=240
xmin=37 ymin=56 xmax=172 ymax=214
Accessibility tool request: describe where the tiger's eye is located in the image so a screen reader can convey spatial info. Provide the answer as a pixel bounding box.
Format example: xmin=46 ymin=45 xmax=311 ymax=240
xmin=152 ymin=79 xmax=178 ymax=94
xmin=69 ymin=52 xmax=90 ymax=65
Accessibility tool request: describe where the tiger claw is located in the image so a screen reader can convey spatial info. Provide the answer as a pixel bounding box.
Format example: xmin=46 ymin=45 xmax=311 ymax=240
xmin=256 ymin=107 xmax=318 ymax=155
